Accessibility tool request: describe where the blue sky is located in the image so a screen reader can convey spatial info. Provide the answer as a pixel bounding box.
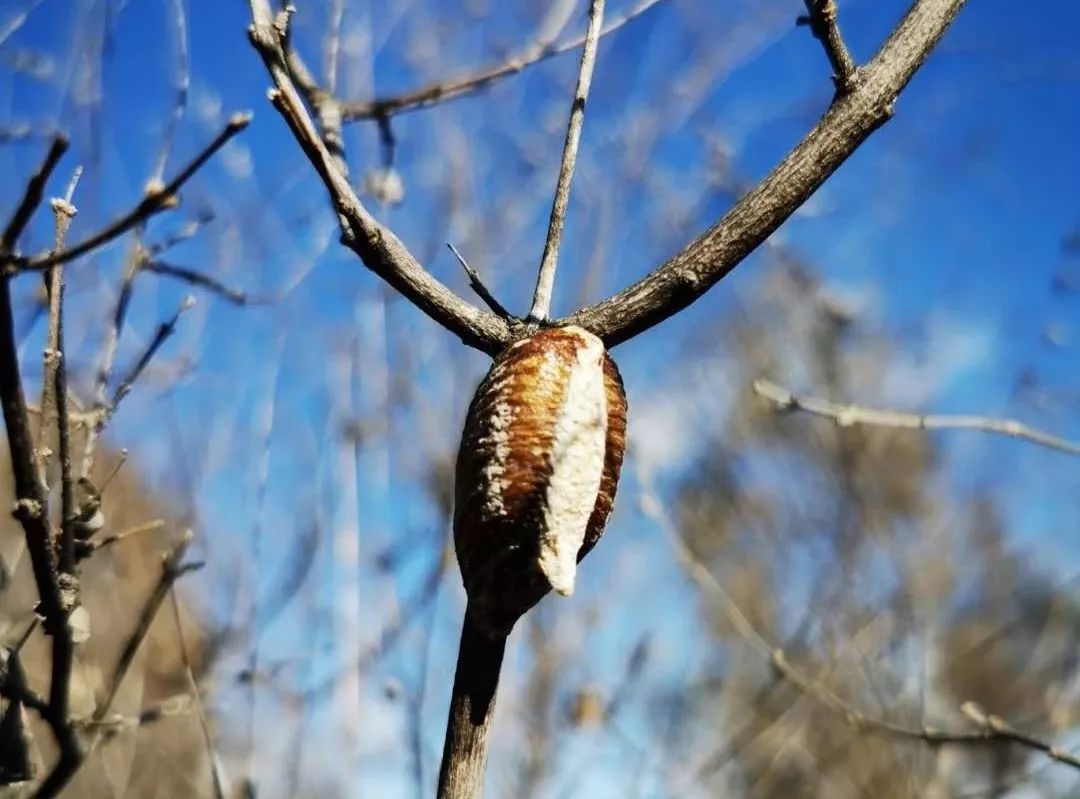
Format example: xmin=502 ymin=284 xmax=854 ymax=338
xmin=2 ymin=0 xmax=1080 ymax=796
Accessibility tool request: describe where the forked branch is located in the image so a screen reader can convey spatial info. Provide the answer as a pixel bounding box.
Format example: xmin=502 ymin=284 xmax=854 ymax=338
xmin=566 ymin=0 xmax=968 ymax=347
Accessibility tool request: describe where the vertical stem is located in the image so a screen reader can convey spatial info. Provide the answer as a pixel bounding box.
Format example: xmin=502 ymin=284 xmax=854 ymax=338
xmin=437 ymin=608 xmax=507 ymax=799
xmin=527 ymin=0 xmax=606 ymax=323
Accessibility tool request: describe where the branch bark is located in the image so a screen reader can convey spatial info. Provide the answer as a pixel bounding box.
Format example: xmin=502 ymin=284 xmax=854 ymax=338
xmin=565 ymin=0 xmax=968 ymax=347
xmin=753 ymin=378 xmax=1080 ymax=457
xmin=246 ymin=0 xmax=513 ymax=354
xmin=528 ymin=0 xmax=606 ymax=323
xmin=437 ymin=610 xmax=507 ymax=799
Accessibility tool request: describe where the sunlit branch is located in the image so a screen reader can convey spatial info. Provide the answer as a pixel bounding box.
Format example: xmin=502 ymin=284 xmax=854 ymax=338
xmin=528 ymin=0 xmax=606 ymax=323
xmin=753 ymin=378 xmax=1080 ymax=457
xmin=800 ymin=0 xmax=857 ymax=92
xmin=565 ymin=0 xmax=969 ymax=347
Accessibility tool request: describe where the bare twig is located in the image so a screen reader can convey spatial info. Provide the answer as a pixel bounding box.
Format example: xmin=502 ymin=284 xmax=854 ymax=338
xmin=80 ymin=234 xmax=147 ymax=479
xmin=0 ymin=137 xmax=82 ymax=799
xmin=169 ymin=589 xmax=226 ymax=799
xmin=144 ymin=259 xmax=258 ymax=306
xmin=339 ymin=0 xmax=666 ymax=121
xmin=38 ymin=167 xmax=80 ymax=480
xmin=1 ymin=136 xmax=67 ymax=251
xmin=144 ymin=211 xmax=215 ymax=258
xmin=246 ymin=1 xmax=511 ymax=354
xmin=800 ymin=0 xmax=858 ymax=92
xmin=92 ymin=532 xmax=199 ymax=725
xmin=447 ymin=243 xmax=514 ymax=322
xmin=565 ymin=0 xmax=968 ymax=347
xmin=753 ymin=378 xmax=1080 ymax=457
xmin=6 ymin=114 xmax=251 ymax=274
xmin=278 ymin=4 xmax=348 ymax=176
xmin=528 ymin=0 xmax=606 ymax=323
xmin=111 ymin=295 xmax=196 ymax=408
xmin=44 ymin=171 xmax=82 ymax=584
xmin=83 ymin=518 xmax=166 ymax=558
xmin=148 ymin=0 xmax=190 ymax=185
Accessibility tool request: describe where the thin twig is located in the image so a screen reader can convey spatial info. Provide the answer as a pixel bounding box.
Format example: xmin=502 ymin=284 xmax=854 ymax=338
xmin=144 ymin=210 xmax=215 ymax=257
xmin=446 ymin=243 xmax=514 ymax=322
xmin=753 ymin=378 xmax=1080 ymax=457
xmin=92 ymin=532 xmax=199 ymax=724
xmin=144 ymin=259 xmax=258 ymax=305
xmin=528 ymin=0 xmax=606 ymax=323
xmin=169 ymin=589 xmax=226 ymax=799
xmin=148 ymin=0 xmax=190 ymax=185
xmin=339 ymin=0 xmax=666 ymax=121
xmin=278 ymin=4 xmax=348 ymax=175
xmin=437 ymin=609 xmax=508 ymax=799
xmin=7 ymin=114 xmax=251 ymax=274
xmin=80 ymin=233 xmax=147 ymax=480
xmin=1 ymin=136 xmax=67 ymax=251
xmin=111 ymin=295 xmax=196 ymax=408
xmin=38 ymin=166 xmax=80 ymax=481
xmin=800 ymin=0 xmax=858 ymax=93
xmin=84 ymin=518 xmax=166 ymax=558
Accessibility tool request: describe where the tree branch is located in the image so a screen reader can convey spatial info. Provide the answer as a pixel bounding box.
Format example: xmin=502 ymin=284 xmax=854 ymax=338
xmin=0 ymin=138 xmax=83 ymax=799
xmin=246 ymin=0 xmax=512 ymax=354
xmin=565 ymin=0 xmax=968 ymax=347
xmin=143 ymin=259 xmax=258 ymax=306
xmin=649 ymin=488 xmax=1080 ymax=776
xmin=437 ymin=610 xmax=507 ymax=799
xmin=92 ymin=532 xmax=198 ymax=726
xmin=339 ymin=0 xmax=666 ymax=122
xmin=528 ymin=0 xmax=606 ymax=323
xmin=7 ymin=114 xmax=251 ymax=275
xmin=800 ymin=0 xmax=858 ymax=93
xmin=753 ymin=378 xmax=1080 ymax=457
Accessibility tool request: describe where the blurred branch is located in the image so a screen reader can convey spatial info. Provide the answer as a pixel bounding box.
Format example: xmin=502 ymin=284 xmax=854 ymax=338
xmin=246 ymin=1 xmax=513 ymax=354
xmin=339 ymin=0 xmax=666 ymax=122
xmin=144 ymin=259 xmax=260 ymax=306
xmin=528 ymin=0 xmax=606 ymax=323
xmin=91 ymin=532 xmax=200 ymax=726
xmin=0 ymin=138 xmax=83 ymax=798
xmin=646 ymin=489 xmax=1080 ymax=777
xmin=111 ymin=295 xmax=196 ymax=407
xmin=82 ymin=518 xmax=166 ymax=559
xmin=169 ymin=587 xmax=226 ymax=799
xmin=5 ymin=114 xmax=251 ymax=274
xmin=565 ymin=0 xmax=968 ymax=347
xmin=799 ymin=0 xmax=857 ymax=93
xmin=753 ymin=378 xmax=1080 ymax=457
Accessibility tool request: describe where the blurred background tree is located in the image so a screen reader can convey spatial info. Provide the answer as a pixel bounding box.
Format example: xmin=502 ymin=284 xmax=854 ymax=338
xmin=1 ymin=0 xmax=1078 ymax=797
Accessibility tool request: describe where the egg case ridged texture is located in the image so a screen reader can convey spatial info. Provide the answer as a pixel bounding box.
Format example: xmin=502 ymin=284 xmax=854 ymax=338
xmin=454 ymin=327 xmax=627 ymax=637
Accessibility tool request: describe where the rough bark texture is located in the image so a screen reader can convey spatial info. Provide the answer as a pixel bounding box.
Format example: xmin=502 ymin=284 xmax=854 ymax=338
xmin=436 ymin=612 xmax=507 ymax=799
